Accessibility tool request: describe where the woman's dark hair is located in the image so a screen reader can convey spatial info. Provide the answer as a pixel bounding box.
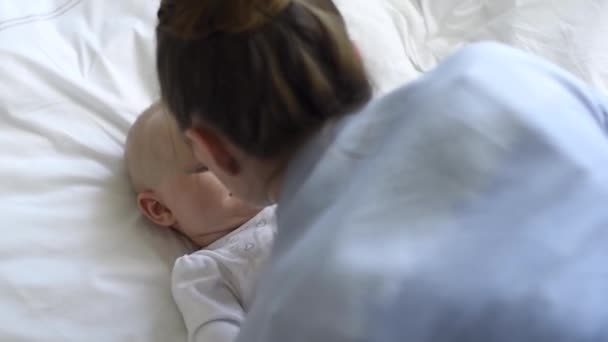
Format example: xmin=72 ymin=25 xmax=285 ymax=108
xmin=156 ymin=0 xmax=372 ymax=158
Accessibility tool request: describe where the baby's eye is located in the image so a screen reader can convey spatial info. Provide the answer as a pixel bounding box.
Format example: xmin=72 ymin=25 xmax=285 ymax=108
xmin=190 ymin=164 xmax=209 ymax=174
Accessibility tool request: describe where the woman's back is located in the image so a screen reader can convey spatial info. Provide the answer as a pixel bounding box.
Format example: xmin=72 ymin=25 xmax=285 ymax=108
xmin=238 ymin=42 xmax=608 ymax=342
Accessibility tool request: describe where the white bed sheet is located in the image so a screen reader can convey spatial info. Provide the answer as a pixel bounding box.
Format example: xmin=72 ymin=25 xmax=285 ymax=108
xmin=375 ymin=0 xmax=608 ymax=92
xmin=0 ymin=0 xmax=606 ymax=341
xmin=0 ymin=1 xmax=189 ymax=341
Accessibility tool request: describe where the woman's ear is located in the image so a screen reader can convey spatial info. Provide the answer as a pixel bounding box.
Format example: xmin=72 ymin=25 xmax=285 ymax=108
xmin=353 ymin=43 xmax=361 ymax=61
xmin=186 ymin=126 xmax=241 ymax=176
xmin=137 ymin=191 xmax=176 ymax=227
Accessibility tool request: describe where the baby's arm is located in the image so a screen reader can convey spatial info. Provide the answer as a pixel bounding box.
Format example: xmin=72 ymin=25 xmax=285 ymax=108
xmin=172 ymin=252 xmax=244 ymax=342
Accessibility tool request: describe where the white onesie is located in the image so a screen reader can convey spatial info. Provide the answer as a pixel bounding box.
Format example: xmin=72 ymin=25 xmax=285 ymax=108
xmin=171 ymin=207 xmax=276 ymax=342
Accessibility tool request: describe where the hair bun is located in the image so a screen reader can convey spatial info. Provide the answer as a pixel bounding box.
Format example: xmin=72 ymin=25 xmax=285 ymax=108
xmin=158 ymin=0 xmax=291 ymax=39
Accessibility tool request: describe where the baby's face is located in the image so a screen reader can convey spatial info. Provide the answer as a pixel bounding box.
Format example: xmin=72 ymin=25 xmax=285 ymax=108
xmin=157 ymin=166 xmax=261 ymax=247
xmin=151 ymin=110 xmax=260 ymax=246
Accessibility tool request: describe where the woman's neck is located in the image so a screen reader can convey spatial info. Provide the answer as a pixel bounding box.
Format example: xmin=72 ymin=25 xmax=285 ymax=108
xmin=264 ymin=156 xmax=290 ymax=204
xmin=263 ymin=122 xmax=342 ymax=205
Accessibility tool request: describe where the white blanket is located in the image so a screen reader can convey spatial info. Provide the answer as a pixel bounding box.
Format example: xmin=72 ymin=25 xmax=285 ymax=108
xmin=0 ymin=0 xmax=606 ymax=341
xmin=340 ymin=0 xmax=608 ymax=93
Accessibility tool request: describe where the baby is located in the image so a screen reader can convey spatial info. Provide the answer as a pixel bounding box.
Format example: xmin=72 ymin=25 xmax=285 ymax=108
xmin=125 ymin=102 xmax=276 ymax=342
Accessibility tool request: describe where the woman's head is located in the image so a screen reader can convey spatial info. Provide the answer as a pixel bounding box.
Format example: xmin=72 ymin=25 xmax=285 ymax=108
xmin=156 ymin=0 xmax=371 ymax=204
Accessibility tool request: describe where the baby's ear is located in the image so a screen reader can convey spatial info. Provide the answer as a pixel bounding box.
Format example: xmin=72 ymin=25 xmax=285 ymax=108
xmin=137 ymin=191 xmax=176 ymax=228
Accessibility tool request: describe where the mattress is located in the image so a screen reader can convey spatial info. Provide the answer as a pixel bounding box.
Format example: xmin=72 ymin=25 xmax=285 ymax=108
xmin=0 ymin=0 xmax=606 ymax=341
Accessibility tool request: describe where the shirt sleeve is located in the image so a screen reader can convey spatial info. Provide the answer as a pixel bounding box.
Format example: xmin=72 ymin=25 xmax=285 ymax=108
xmin=590 ymin=87 xmax=608 ymax=133
xmin=172 ymin=252 xmax=244 ymax=342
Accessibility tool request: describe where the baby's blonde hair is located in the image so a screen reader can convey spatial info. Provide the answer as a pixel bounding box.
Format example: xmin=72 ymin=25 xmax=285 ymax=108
xmin=125 ymin=102 xmax=184 ymax=193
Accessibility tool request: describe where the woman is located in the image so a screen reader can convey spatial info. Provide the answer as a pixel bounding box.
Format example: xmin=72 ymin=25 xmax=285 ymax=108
xmin=156 ymin=0 xmax=608 ymax=341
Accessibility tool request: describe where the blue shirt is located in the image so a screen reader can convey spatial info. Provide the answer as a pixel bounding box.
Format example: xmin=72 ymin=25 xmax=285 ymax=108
xmin=237 ymin=42 xmax=608 ymax=342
